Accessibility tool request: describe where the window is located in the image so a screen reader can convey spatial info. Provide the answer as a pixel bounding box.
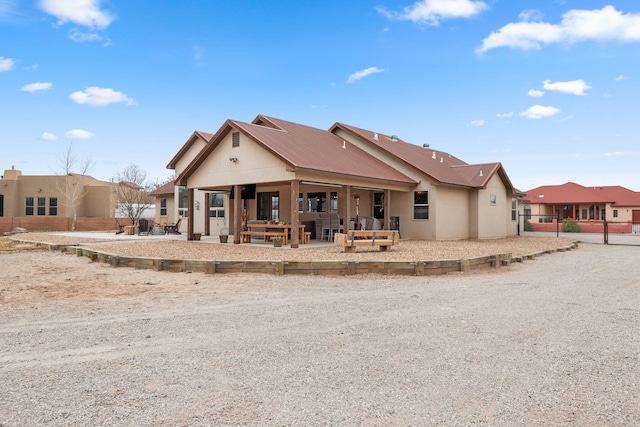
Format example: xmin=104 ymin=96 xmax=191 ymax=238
xmin=178 ymin=186 xmax=188 ymax=217
xmin=49 ymin=197 xmax=58 ymax=216
xmin=330 ymin=192 xmax=338 ymax=213
xmin=160 ymin=198 xmax=167 ymax=216
xmin=613 ymin=209 xmax=618 ymax=218
xmin=232 ymin=132 xmax=240 ymax=147
xmin=589 ymin=206 xmax=594 ymax=220
xmin=490 ymin=194 xmax=497 ymax=205
xmin=373 ymin=192 xmax=384 ymax=219
xmin=413 ymin=191 xmax=429 ymax=220
xmin=524 ymin=205 xmax=531 ymax=220
xmin=298 ymin=193 xmax=303 ymax=213
xmin=209 ymin=194 xmax=225 ymax=218
xmin=257 ymin=192 xmax=279 ymax=221
xmin=511 ymin=198 xmax=517 ymax=221
xmin=582 ymin=209 xmax=587 ymax=220
xmin=307 ymin=192 xmax=326 ymax=212
xmin=576 ymin=209 xmax=580 ymax=220
xmin=25 ymin=197 xmax=34 ymax=216
xmin=37 ymin=197 xmax=46 ymax=216
xmin=602 ymin=208 xmax=606 ymax=221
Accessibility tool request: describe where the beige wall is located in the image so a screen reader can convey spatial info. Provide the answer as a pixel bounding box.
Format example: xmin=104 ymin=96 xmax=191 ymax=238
xmin=434 ymin=185 xmax=470 ymax=240
xmin=473 ymin=175 xmax=509 ymax=239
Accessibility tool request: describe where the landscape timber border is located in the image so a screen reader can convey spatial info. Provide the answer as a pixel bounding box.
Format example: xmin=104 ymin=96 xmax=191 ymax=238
xmin=20 ymin=240 xmax=579 ymax=277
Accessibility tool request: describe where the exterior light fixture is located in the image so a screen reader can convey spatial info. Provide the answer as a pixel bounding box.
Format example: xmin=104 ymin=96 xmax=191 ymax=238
xmin=229 ymin=157 xmax=238 ymax=162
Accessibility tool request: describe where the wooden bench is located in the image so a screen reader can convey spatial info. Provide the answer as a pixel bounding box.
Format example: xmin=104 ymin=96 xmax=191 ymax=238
xmin=334 ymin=230 xmax=399 ymax=253
xmin=241 ymin=230 xmax=288 ymax=245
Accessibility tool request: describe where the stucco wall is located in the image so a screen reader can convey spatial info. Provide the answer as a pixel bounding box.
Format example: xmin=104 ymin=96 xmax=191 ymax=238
xmin=475 ymin=175 xmax=508 ymax=239
xmin=433 ymin=185 xmax=470 ymax=240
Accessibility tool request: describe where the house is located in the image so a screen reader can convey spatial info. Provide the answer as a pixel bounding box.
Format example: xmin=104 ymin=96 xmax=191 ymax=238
xmin=523 ymin=182 xmax=640 ymax=233
xmin=0 ymin=165 xmax=119 ymax=233
xmin=165 ymin=115 xmax=520 ymax=246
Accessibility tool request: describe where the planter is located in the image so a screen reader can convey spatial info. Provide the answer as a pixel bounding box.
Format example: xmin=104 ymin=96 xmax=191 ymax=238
xmin=272 ymin=237 xmax=283 ymax=247
xmin=193 ymin=233 xmax=201 ymax=241
xmin=124 ymin=225 xmax=136 ymax=235
xmin=219 ymin=235 xmax=228 ymax=243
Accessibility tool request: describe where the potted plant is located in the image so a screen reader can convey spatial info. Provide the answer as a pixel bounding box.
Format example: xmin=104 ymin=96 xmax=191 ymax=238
xmin=219 ymin=227 xmax=229 ymax=243
xmin=272 ymin=236 xmax=283 ymax=247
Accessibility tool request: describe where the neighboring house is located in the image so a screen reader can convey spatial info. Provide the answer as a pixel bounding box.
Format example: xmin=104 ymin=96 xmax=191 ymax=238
xmin=523 ymin=182 xmax=640 ymax=233
xmin=166 ymin=115 xmax=520 ymax=246
xmin=0 ymin=165 xmax=119 ymax=232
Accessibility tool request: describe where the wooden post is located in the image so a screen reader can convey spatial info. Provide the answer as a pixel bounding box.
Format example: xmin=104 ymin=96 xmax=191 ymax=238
xmin=342 ymin=185 xmax=351 ymax=231
xmin=233 ymin=185 xmax=242 ymax=244
xmin=187 ymin=188 xmax=195 ymax=240
xmin=290 ymin=180 xmax=300 ymax=248
xmin=205 ymin=192 xmax=210 ymax=236
xmin=384 ymin=189 xmax=391 ymax=230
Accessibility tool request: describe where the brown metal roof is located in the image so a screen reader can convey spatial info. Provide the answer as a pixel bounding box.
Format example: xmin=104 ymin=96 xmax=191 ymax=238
xmin=167 ymin=131 xmax=214 ymax=170
xmin=177 ymin=115 xmax=417 ymax=186
xmin=330 ymin=122 xmax=515 ymax=191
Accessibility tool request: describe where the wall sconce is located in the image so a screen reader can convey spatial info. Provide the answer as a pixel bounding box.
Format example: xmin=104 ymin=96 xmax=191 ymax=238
xmin=38 ymin=188 xmax=42 ymax=192
xmin=195 ymin=201 xmax=200 ymax=210
xmin=229 ymin=157 xmax=238 ymax=163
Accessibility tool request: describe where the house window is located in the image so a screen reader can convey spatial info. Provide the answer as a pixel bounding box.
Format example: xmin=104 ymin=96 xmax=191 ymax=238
xmin=232 ymin=132 xmax=240 ymax=147
xmin=523 ymin=205 xmax=531 ymax=220
xmin=160 ymin=198 xmax=167 ymax=216
xmin=37 ymin=197 xmax=46 ymax=216
xmin=209 ymin=194 xmax=225 ymax=218
xmin=576 ymin=209 xmax=580 ymax=220
xmin=413 ymin=191 xmax=429 ymax=220
xmin=582 ymin=209 xmax=587 ymax=220
xmin=601 ymin=208 xmax=606 ymax=221
xmin=49 ymin=197 xmax=58 ymax=216
xmin=330 ymin=192 xmax=338 ymax=212
xmin=613 ymin=209 xmax=618 ymax=218
xmin=511 ymin=198 xmax=517 ymax=221
xmin=490 ymin=194 xmax=497 ymax=205
xmin=298 ymin=193 xmax=303 ymax=213
xmin=589 ymin=206 xmax=594 ymax=220
xmin=373 ymin=192 xmax=384 ymax=219
xmin=307 ymin=192 xmax=326 ymax=212
xmin=178 ymin=186 xmax=188 ymax=217
xmin=25 ymin=197 xmax=34 ymax=216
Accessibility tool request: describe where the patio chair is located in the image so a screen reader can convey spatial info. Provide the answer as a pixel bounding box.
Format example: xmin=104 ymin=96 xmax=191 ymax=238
xmin=138 ymin=218 xmax=152 ymax=236
xmin=164 ymin=215 xmax=182 ymax=234
xmin=115 ymin=218 xmax=125 ymax=235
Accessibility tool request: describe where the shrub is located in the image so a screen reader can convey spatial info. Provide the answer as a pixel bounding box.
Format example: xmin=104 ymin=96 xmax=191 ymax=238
xmin=523 ymin=218 xmax=534 ymax=232
xmin=561 ymin=218 xmax=581 ymax=233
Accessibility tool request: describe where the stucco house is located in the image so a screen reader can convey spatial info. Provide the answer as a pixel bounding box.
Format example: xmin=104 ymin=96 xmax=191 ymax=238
xmin=523 ymin=182 xmax=640 ymax=233
xmin=163 ymin=115 xmax=520 ymax=246
xmin=0 ymin=165 xmax=120 ymax=233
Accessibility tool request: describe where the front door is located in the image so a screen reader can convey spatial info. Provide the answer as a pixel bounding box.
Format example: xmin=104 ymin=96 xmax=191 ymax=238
xmin=257 ymin=192 xmax=279 ymax=221
xmin=633 ymin=210 xmax=640 ymax=234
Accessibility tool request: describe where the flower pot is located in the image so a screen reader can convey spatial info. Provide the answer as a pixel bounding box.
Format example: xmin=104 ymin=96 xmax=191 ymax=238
xmin=193 ymin=233 xmax=201 ymax=241
xmin=272 ymin=237 xmax=283 ymax=247
xmin=219 ymin=235 xmax=228 ymax=243
xmin=124 ymin=225 xmax=136 ymax=235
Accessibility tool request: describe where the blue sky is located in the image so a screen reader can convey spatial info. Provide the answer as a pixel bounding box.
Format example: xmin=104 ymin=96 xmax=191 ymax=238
xmin=2 ymin=0 xmax=639 ymax=191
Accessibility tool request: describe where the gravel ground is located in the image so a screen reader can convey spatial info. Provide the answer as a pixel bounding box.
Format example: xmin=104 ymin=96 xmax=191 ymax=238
xmin=1 ymin=237 xmax=639 ymax=426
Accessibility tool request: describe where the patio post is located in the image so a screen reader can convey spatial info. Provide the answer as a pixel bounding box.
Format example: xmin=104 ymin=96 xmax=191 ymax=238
xmin=290 ymin=180 xmax=300 ymax=248
xmin=233 ymin=185 xmax=242 ymax=244
xmin=341 ymin=185 xmax=351 ymax=230
xmin=187 ymin=187 xmax=195 ymax=240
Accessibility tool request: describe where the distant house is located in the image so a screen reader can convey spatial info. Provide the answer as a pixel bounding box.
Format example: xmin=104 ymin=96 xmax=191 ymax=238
xmin=0 ymin=165 xmax=120 ymax=232
xmin=523 ymin=182 xmax=640 ymax=233
xmin=165 ymin=115 xmax=520 ymax=245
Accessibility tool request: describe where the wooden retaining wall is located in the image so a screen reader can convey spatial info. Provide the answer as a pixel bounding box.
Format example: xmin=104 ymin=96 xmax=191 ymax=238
xmin=38 ymin=242 xmax=578 ymax=277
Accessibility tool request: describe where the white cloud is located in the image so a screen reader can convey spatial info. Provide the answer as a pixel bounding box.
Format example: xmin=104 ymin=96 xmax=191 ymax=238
xmin=471 ymin=119 xmax=485 ymax=127
xmin=69 ymin=86 xmax=135 ymax=106
xmin=518 ymin=9 xmax=544 ymax=22
xmin=543 ymin=79 xmax=590 ymax=95
xmin=41 ymin=132 xmax=58 ymax=141
xmin=0 ymin=56 xmax=15 ymax=71
xmin=615 ymin=74 xmax=628 ymax=81
xmin=496 ymin=112 xmax=513 ymax=119
xmin=478 ymin=6 xmax=640 ymax=53
xmin=347 ymin=66 xmax=386 ymax=83
xmin=528 ymin=89 xmax=544 ymax=97
xmin=377 ymin=0 xmax=488 ymax=26
xmin=21 ymin=82 xmax=53 ymax=93
xmin=39 ymin=0 xmax=114 ymax=29
xmin=519 ymin=105 xmax=560 ymax=119
xmin=65 ymin=129 xmax=94 ymax=139
xmin=69 ymin=29 xmax=110 ymax=45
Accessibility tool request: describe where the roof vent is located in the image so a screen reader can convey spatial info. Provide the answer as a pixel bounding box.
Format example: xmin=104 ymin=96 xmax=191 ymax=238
xmin=423 ymin=143 xmax=429 ymax=148
xmin=373 ymin=133 xmax=378 ymax=141
xmin=479 ymin=170 xmax=483 ymax=177
xmin=432 ymin=152 xmax=436 ymax=159
xmin=391 ymin=135 xmax=398 ymax=142
xmin=342 ymin=141 xmax=346 ymax=149
xmin=440 ymin=157 xmax=443 ymax=163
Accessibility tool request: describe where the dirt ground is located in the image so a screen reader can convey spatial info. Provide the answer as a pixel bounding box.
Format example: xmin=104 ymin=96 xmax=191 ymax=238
xmin=1 ymin=239 xmax=639 ymax=426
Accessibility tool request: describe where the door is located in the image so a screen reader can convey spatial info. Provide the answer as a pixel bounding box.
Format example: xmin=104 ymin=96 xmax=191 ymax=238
xmin=257 ymin=192 xmax=279 ymax=221
xmin=633 ymin=210 xmax=640 ymax=234
xmin=0 ymin=194 xmax=3 ymax=216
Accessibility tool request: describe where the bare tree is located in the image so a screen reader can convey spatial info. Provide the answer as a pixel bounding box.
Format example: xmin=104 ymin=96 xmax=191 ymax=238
xmin=56 ymin=143 xmax=95 ymax=231
xmin=114 ymin=164 xmax=154 ymax=226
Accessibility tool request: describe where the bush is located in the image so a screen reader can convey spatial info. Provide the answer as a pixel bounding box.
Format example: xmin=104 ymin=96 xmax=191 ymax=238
xmin=561 ymin=218 xmax=581 ymax=233
xmin=523 ymin=218 xmax=534 ymax=232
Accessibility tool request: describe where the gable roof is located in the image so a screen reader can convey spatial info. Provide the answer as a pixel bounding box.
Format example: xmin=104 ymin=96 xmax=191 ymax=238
xmin=167 ymin=131 xmax=214 ymax=170
xmin=176 ymin=115 xmax=417 ymax=186
xmin=524 ymin=182 xmax=640 ymax=206
xmin=330 ymin=122 xmax=515 ymax=191
xmin=150 ymin=180 xmax=175 ymax=196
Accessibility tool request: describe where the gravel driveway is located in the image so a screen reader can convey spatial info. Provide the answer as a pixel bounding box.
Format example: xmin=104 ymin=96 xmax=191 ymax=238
xmin=1 ymin=242 xmax=639 ymax=426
